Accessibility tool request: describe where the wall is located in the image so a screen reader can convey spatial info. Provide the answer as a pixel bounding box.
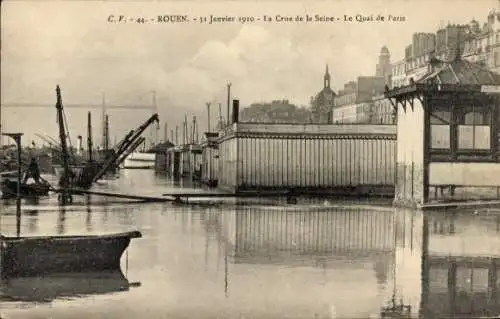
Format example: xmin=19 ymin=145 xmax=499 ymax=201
xmin=332 ymin=104 xmax=358 ymax=123
xmin=429 ymin=162 xmax=500 ymax=186
xmin=154 ymin=153 xmax=167 ymax=173
xmin=218 ymin=135 xmax=238 ymax=191
xmin=218 ymin=123 xmax=396 ymax=193
xmin=180 ymin=150 xmax=190 ymax=177
xmin=201 ymin=145 xmax=219 ymax=185
xmin=395 ymin=97 xmax=426 ymax=206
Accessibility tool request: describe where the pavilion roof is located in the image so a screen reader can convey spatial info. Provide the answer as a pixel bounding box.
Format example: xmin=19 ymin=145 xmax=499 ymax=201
xmin=385 ymin=57 xmax=500 ymax=99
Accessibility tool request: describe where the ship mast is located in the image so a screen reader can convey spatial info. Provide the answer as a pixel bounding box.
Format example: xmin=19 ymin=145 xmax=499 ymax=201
xmin=55 ymin=85 xmax=71 ymax=204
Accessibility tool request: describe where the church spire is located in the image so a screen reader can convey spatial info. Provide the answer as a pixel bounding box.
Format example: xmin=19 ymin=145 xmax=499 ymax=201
xmin=324 ymin=64 xmax=331 ymax=88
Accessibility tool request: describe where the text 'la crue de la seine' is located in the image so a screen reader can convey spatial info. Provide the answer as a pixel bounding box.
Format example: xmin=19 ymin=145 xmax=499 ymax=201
xmin=107 ymin=13 xmax=406 ymax=24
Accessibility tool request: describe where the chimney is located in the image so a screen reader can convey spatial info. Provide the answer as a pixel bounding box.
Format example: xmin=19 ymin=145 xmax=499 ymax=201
xmin=231 ymin=99 xmax=239 ymax=123
xmin=428 ymin=50 xmax=441 ymax=72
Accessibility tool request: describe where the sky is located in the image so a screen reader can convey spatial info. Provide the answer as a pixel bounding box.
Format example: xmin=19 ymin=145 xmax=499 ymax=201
xmin=1 ymin=0 xmax=498 ymax=146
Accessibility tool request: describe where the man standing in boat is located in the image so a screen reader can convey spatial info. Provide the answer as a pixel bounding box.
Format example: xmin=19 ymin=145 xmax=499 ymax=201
xmin=23 ymin=157 xmax=41 ymax=184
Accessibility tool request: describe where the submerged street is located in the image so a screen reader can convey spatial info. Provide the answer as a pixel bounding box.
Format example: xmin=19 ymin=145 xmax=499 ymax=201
xmin=0 ymin=170 xmax=499 ymax=319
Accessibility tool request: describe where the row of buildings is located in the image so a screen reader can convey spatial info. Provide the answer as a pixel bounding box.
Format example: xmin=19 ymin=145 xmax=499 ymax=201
xmin=311 ymin=9 xmax=500 ymax=125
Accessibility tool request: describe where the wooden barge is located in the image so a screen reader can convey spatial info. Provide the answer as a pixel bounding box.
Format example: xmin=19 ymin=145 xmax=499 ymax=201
xmin=0 ymin=230 xmax=142 ymax=278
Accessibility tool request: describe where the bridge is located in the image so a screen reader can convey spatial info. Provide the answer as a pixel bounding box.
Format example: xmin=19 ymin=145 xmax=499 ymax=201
xmin=0 ymin=103 xmax=156 ymax=110
xmin=0 ymin=100 xmax=159 ymax=148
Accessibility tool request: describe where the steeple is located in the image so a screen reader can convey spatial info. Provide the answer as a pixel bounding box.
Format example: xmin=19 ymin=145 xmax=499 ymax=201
xmin=324 ymin=64 xmax=331 ymax=88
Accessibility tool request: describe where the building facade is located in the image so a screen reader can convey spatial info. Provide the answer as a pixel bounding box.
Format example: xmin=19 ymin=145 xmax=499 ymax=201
xmin=311 ymin=65 xmax=336 ymax=124
xmin=393 ymin=10 xmax=500 ymax=88
xmin=376 ymin=46 xmax=392 ymax=87
xmin=391 ymin=59 xmax=407 ymax=88
xmin=332 ymin=76 xmax=386 ymax=124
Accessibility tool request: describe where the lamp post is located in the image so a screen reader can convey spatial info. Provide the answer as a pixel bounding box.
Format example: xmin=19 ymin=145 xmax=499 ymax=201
xmin=2 ymin=132 xmax=23 ymax=237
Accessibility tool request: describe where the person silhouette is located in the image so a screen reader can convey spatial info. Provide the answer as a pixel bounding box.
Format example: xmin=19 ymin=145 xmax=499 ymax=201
xmin=23 ymin=157 xmax=41 ymax=184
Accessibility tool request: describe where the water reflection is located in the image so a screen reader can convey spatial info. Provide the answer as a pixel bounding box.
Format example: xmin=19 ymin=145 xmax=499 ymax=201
xmin=394 ymin=208 xmax=500 ymax=319
xmin=56 ymin=206 xmax=66 ymax=235
xmin=85 ymin=194 xmax=92 ymax=232
xmin=3 ymin=174 xmax=500 ymax=319
xmin=25 ymin=210 xmax=39 ymax=234
xmin=199 ymin=205 xmax=500 ymax=318
xmin=0 ymin=271 xmax=131 ymax=303
xmin=201 ymin=205 xmax=396 ymax=317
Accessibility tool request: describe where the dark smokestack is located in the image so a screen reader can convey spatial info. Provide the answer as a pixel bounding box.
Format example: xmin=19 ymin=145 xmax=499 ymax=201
xmin=231 ymin=99 xmax=239 ymax=123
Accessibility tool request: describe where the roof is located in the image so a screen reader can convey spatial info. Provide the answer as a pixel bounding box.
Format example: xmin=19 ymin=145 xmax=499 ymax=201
xmin=385 ymin=57 xmax=500 ymax=98
xmin=146 ymin=140 xmax=174 ymax=153
xmin=416 ymin=58 xmax=500 ymax=85
xmin=314 ymin=86 xmax=336 ymax=100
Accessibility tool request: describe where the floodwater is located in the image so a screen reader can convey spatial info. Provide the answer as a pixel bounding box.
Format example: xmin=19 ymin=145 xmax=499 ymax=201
xmin=1 ymin=170 xmax=500 ymax=319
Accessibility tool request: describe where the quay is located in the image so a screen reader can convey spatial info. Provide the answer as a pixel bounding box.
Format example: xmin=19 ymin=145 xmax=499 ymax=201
xmin=155 ymin=57 xmax=500 ymax=209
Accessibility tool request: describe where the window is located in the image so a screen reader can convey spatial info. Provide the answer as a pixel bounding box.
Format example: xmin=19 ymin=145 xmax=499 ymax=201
xmin=495 ymin=52 xmax=499 ymax=67
xmin=458 ymin=109 xmax=490 ymax=150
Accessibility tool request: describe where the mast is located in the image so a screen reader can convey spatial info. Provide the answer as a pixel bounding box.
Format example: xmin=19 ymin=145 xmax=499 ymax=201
xmin=226 ymin=83 xmax=231 ymax=126
xmin=55 ymin=85 xmax=70 ymax=202
xmin=104 ymin=114 xmax=110 ymax=152
xmin=175 ymin=125 xmax=178 ymax=145
xmin=207 ymin=102 xmax=211 ymax=133
xmin=218 ymin=103 xmax=223 ymax=129
xmin=192 ymin=116 xmax=196 ymax=144
xmin=87 ymin=111 xmax=93 ymax=162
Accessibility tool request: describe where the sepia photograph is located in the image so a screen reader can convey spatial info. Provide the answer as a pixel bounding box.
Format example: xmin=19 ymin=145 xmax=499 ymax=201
xmin=1 ymin=0 xmax=500 ymax=318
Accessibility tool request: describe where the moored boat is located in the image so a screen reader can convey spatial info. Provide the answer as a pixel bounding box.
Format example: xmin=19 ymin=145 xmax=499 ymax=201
xmin=122 ymin=152 xmax=155 ymax=169
xmin=0 ymin=230 xmax=142 ymax=278
xmin=1 ymin=179 xmax=51 ymax=199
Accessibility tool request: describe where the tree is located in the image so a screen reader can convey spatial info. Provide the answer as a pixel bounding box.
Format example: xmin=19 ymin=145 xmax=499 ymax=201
xmin=239 ymin=100 xmax=312 ymax=124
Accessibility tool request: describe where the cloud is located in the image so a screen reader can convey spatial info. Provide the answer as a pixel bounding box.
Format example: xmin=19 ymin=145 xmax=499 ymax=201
xmin=161 ymin=25 xmax=340 ymax=110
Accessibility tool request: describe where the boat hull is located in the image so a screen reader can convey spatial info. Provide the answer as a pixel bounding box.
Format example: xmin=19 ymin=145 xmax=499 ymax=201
xmin=0 ymin=231 xmax=142 ymax=278
xmin=123 ymin=152 xmax=155 ymax=169
xmin=1 ymin=180 xmax=50 ymax=199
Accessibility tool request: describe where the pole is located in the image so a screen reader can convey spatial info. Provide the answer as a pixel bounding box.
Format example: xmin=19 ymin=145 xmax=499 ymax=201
xmin=175 ymin=125 xmax=179 ymax=145
xmin=101 ymin=93 xmax=106 ymax=149
xmin=3 ymin=133 xmax=24 ymax=237
xmin=184 ymin=115 xmax=188 ymax=145
xmin=207 ymin=102 xmax=211 ymax=133
xmin=195 ymin=117 xmax=199 ymax=143
xmin=218 ymin=103 xmax=223 ymax=129
xmin=226 ymin=83 xmax=232 ymax=126
xmin=104 ymin=114 xmax=110 ymax=152
xmin=164 ymin=123 xmax=168 ymax=142
xmin=192 ymin=116 xmax=196 ymax=144
xmin=87 ymin=112 xmax=93 ymax=162
xmin=16 ymin=135 xmax=22 ymax=237
xmin=152 ymin=90 xmax=158 ymax=146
